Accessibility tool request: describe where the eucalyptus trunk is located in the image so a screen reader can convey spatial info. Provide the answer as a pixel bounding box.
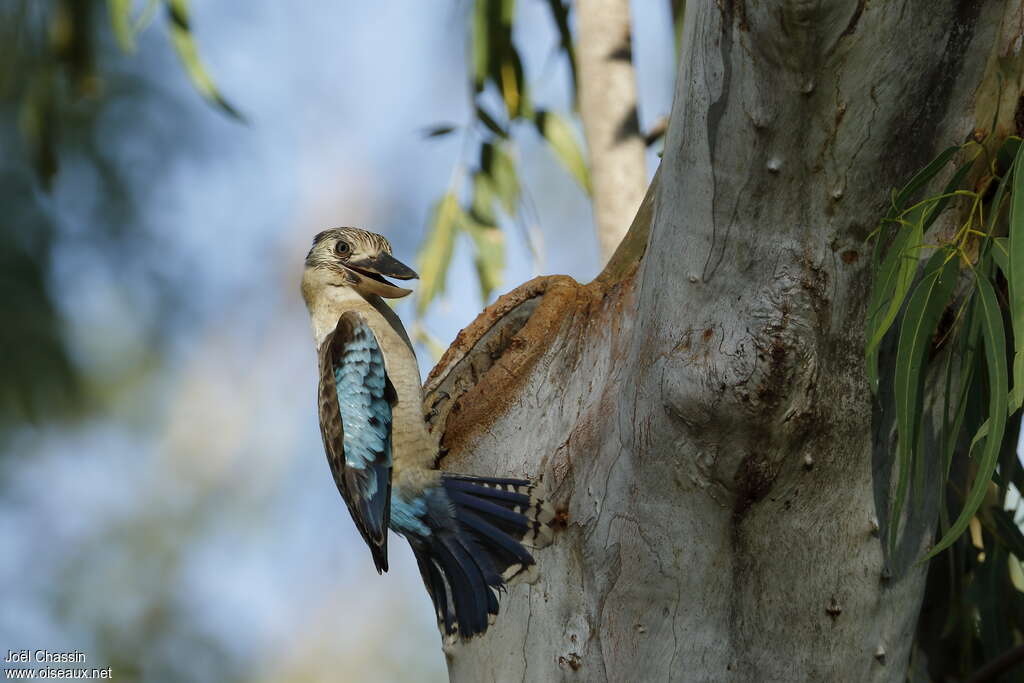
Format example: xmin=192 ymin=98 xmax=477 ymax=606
xmin=424 ymin=1 xmax=1024 ymax=680
xmin=576 ymin=0 xmax=647 ymax=263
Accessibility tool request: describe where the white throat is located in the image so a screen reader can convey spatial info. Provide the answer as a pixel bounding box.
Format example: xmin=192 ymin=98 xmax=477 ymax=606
xmin=307 ymin=285 xmax=368 ymax=346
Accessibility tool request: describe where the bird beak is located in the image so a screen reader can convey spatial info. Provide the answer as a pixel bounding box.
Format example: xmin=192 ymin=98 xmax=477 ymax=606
xmin=345 ymin=252 xmax=419 ymax=299
xmin=347 ymin=252 xmax=419 ymax=281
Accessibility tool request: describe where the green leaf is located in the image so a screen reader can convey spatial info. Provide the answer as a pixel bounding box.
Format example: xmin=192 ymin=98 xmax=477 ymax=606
xmin=927 ymin=273 xmax=1008 ymax=559
xmin=993 ymin=237 xmax=1010 ymax=277
xmin=422 ymin=124 xmax=457 ymax=138
xmin=1008 ymin=142 xmax=1024 ymax=409
xmin=463 ymin=220 xmax=505 ymax=303
xmin=892 ymin=145 xmax=958 ymax=211
xmin=469 ymin=172 xmax=498 ymax=227
xmin=544 ymin=0 xmax=577 ymax=95
xmin=863 ymin=146 xmax=971 ymax=379
xmin=865 ymin=216 xmax=924 ymax=392
xmin=471 ymin=0 xmax=490 ymax=91
xmin=498 ymin=46 xmax=526 ymax=119
xmin=500 ymin=0 xmax=515 ymax=24
xmin=416 ymin=194 xmax=461 ymax=315
xmin=166 ymin=0 xmax=243 ymax=120
xmin=534 ymin=109 xmax=591 ymax=194
xmin=997 ymin=137 xmax=1021 ymax=176
xmin=108 ymin=0 xmax=135 ymax=52
xmin=475 ymin=104 xmax=508 ymax=138
xmin=940 ymin=300 xmax=980 ymax=485
xmin=480 ymin=142 xmax=518 ymax=213
xmin=921 ymin=158 xmax=976 ymax=233
xmin=890 ymin=249 xmax=959 ymax=548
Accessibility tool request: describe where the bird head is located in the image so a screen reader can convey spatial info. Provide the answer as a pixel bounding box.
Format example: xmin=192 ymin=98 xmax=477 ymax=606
xmin=303 ymin=227 xmax=418 ymax=300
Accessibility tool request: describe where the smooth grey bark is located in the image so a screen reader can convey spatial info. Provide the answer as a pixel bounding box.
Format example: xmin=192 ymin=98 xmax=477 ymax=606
xmin=577 ymin=0 xmax=647 ymax=263
xmin=424 ymin=1 xmax=1024 ymax=681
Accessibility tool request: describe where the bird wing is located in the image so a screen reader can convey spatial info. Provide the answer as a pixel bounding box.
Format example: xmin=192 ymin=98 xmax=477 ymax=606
xmin=318 ymin=311 xmax=397 ymax=573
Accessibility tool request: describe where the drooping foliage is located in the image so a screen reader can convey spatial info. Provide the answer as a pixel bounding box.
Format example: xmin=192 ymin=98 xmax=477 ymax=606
xmin=868 ymin=133 xmax=1024 ymax=677
xmin=415 ymin=0 xmax=590 ymax=322
xmin=1 ymin=0 xmax=236 ymax=431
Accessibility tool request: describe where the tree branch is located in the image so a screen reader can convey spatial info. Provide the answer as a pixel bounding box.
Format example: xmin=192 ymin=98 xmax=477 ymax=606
xmin=577 ymin=0 xmax=647 ymax=263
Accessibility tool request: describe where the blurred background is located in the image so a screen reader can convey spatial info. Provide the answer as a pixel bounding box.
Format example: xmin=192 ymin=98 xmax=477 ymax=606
xmin=0 ymin=2 xmax=672 ymax=680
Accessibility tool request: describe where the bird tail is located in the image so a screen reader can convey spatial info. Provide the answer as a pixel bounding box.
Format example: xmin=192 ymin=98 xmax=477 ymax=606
xmin=409 ymin=474 xmax=555 ymax=640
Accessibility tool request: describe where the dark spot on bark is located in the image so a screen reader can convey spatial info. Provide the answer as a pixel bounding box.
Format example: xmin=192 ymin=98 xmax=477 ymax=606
xmin=826 ymin=598 xmax=843 ymax=620
xmin=834 ymin=103 xmax=847 ymax=129
xmin=733 ymin=450 xmax=778 ymax=515
xmin=837 ymin=0 xmax=866 ymax=42
xmin=841 ymin=249 xmax=859 ymax=264
xmin=928 ymin=303 xmax=956 ymax=360
xmin=613 ymin=105 xmax=642 ymax=144
xmin=703 ymin=328 xmax=715 ymax=342
xmin=553 ymin=507 xmax=570 ymax=530
xmin=881 ymin=1 xmax=983 ymax=184
xmin=717 ymin=0 xmax=747 ymax=31
xmin=558 ymin=654 xmax=582 ymax=671
xmin=608 ymin=24 xmax=633 ymax=62
xmin=754 ymin=340 xmax=789 ymax=407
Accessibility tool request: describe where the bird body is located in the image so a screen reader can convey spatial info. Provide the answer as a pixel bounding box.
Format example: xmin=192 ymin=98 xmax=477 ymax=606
xmin=302 ymin=228 xmax=553 ymax=639
xmin=306 ymin=282 xmax=436 ymax=487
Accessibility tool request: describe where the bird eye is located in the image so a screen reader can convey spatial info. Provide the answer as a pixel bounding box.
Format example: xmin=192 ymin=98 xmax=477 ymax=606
xmin=335 ymin=241 xmax=351 ymax=257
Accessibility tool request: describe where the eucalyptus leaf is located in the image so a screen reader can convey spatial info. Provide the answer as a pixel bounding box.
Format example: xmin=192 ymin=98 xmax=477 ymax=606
xmin=1008 ymin=142 xmax=1024 ymax=409
xmin=890 ymin=249 xmax=959 ymax=548
xmin=534 ymin=109 xmax=591 ymax=194
xmin=921 ymin=158 xmax=976 ymax=233
xmin=892 ymin=145 xmax=958 ymax=211
xmin=471 ymin=0 xmax=490 ymax=91
xmin=166 ymin=0 xmax=243 ymax=119
xmin=423 ymin=124 xmax=457 ymax=138
xmin=462 ymin=218 xmax=505 ymax=303
xmin=469 ymin=172 xmax=498 ymax=227
xmin=475 ymin=104 xmax=508 ymax=138
xmin=499 ymin=47 xmax=525 ymax=118
xmin=544 ymin=0 xmax=577 ymax=94
xmin=927 ymin=273 xmax=1008 ymax=559
xmin=108 ymin=0 xmax=135 ymax=52
xmin=940 ymin=300 xmax=980 ymax=485
xmin=416 ymin=193 xmax=461 ymax=315
xmin=479 ymin=142 xmax=519 ymax=214
xmin=865 ymin=214 xmax=925 ymax=392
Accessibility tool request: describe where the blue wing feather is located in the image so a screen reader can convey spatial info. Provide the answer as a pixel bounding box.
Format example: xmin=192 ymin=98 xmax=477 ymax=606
xmin=318 ymin=312 xmax=394 ymax=572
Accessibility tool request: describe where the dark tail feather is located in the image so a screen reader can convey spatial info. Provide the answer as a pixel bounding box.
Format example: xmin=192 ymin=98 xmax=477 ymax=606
xmin=412 ymin=550 xmax=455 ymax=635
xmin=410 ymin=474 xmax=555 ymax=640
xmin=444 ymin=474 xmax=555 ymax=550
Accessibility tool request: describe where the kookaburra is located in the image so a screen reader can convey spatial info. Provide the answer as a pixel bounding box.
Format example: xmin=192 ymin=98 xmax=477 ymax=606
xmin=301 ymin=227 xmax=553 ymax=639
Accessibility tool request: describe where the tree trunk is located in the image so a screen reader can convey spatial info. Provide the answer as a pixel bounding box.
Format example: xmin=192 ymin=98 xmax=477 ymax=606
xmin=576 ymin=0 xmax=647 ymax=263
xmin=425 ymin=1 xmax=1024 ymax=680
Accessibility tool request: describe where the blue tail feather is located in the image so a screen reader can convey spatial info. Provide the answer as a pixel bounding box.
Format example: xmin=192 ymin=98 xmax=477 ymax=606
xmin=446 ymin=490 xmax=529 ymax=533
xmin=400 ymin=473 xmax=554 ymax=640
xmin=444 ymin=478 xmax=532 ymax=507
